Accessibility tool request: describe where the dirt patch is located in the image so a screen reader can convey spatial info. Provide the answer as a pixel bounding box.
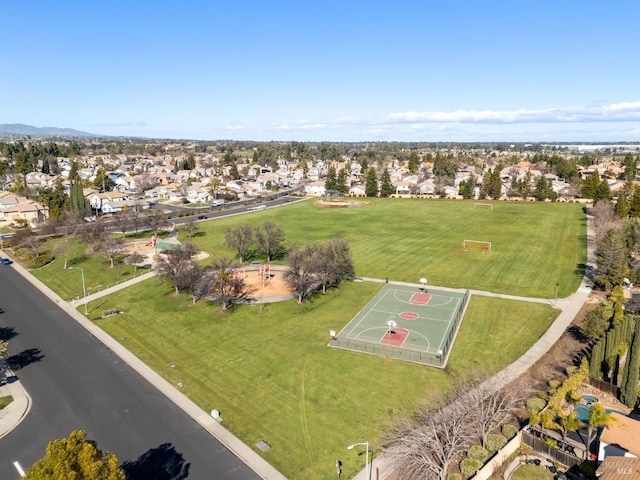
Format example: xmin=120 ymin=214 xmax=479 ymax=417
xmin=314 ymin=200 xmax=371 ymax=208
xmin=240 ymin=267 xmax=294 ymax=300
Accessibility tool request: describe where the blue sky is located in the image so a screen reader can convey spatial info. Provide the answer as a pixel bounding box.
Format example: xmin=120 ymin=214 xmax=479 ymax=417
xmin=2 ymin=0 xmax=639 ymax=142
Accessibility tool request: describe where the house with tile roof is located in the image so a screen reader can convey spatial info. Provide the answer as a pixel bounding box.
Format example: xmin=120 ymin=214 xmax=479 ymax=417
xmin=598 ymin=413 xmax=640 ymax=460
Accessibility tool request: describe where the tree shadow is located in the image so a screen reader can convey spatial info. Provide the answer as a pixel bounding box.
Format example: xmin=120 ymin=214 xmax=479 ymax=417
xmin=0 ymin=326 xmax=18 ymax=342
xmin=121 ymin=443 xmax=190 ymax=480
xmin=6 ymin=348 xmax=45 ymax=370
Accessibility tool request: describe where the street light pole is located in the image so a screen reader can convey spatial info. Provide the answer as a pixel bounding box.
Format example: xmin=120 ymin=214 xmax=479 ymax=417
xmin=347 ymin=442 xmax=369 ymax=480
xmin=70 ymin=267 xmax=88 ymax=314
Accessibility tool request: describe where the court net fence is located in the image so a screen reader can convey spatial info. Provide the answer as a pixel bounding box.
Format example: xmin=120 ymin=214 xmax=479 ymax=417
xmin=330 ymin=287 xmax=471 ymax=368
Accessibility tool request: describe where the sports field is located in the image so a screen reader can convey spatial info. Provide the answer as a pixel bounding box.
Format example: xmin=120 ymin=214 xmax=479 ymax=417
xmin=330 ymin=284 xmax=468 ymax=367
xmin=187 ymin=198 xmax=586 ymax=298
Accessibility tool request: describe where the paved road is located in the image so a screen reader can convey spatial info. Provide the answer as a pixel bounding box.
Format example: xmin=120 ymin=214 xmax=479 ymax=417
xmin=0 ymin=265 xmax=263 ymax=479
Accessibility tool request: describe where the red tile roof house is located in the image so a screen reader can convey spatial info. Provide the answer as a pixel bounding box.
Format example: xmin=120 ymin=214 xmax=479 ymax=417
xmin=598 ymin=413 xmax=640 ymax=460
xmin=596 ymin=457 xmax=640 ymax=480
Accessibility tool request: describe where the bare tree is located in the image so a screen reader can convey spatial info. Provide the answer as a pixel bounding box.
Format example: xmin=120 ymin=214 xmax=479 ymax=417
xmin=387 ymin=398 xmax=472 ymax=480
xmin=593 ymin=201 xmax=621 ymax=245
xmin=207 ymin=256 xmax=252 ymax=311
xmin=255 ymin=220 xmax=285 ymax=262
xmin=180 ymin=217 xmax=199 ymax=239
xmin=154 ymin=243 xmax=199 ymax=295
xmin=61 ymin=211 xmax=85 ymax=237
xmin=125 ymin=251 xmax=145 ymax=272
xmin=113 ymin=210 xmax=133 ymax=238
xmin=96 ymin=236 xmax=124 ymax=268
xmin=14 ymin=230 xmax=42 ymax=264
xmin=224 ymin=225 xmax=254 ymax=263
xmin=80 ymin=219 xmax=107 ymax=247
xmin=145 ymin=205 xmax=171 ymax=235
xmin=464 ymin=374 xmax=529 ymax=448
xmin=53 ymin=242 xmax=73 ymax=269
xmin=284 ymin=245 xmax=316 ymax=303
xmin=310 ymin=238 xmax=354 ymax=294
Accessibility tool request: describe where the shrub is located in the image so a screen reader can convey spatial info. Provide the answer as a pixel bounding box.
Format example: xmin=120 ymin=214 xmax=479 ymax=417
xmin=29 ymin=252 xmax=54 ymax=269
xmin=502 ymin=424 xmax=519 ymax=439
xmin=485 ymin=433 xmax=508 ymax=454
xmin=566 ymin=365 xmax=578 ymax=377
xmin=467 ymin=445 xmax=489 ymax=462
xmin=527 ymin=397 xmax=546 ymax=412
xmin=448 ymin=474 xmax=462 ymax=480
xmin=548 ymin=379 xmax=561 ymax=390
xmin=536 ymin=391 xmax=547 ymax=399
xmin=460 ymin=458 xmax=483 ymax=478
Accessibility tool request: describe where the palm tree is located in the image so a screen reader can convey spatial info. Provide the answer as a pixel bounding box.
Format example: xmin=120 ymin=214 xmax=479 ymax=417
xmin=584 ymin=402 xmax=618 ymax=460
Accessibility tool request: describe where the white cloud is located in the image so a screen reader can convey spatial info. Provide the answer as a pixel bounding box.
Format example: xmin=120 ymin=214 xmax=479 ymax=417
xmin=388 ymin=101 xmax=640 ymax=124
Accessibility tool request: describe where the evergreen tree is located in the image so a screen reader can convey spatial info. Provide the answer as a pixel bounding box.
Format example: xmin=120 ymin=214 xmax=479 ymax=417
xmin=336 ymin=168 xmax=349 ymax=194
xmin=594 ymin=179 xmax=613 ymax=204
xmin=615 ymin=192 xmax=630 ymax=218
xmin=459 ymin=177 xmax=475 ymax=199
xmin=365 ymin=167 xmax=378 ymax=197
xmin=629 ymin=186 xmax=640 ymax=217
xmin=535 ymin=175 xmax=549 ymax=201
xmin=324 ymin=166 xmax=337 ymax=193
xmin=623 ymin=153 xmax=637 ymax=182
xmin=379 ymin=169 xmax=394 ymax=197
xmin=41 ymin=158 xmax=50 ymax=174
xmin=229 ymin=162 xmax=240 ymax=180
xmin=581 ymin=172 xmax=601 ymax=199
xmin=620 ymin=325 xmax=640 ymax=408
xmin=596 ymin=228 xmax=629 ymax=288
xmin=252 ymin=150 xmax=259 ymax=164
xmin=408 ymin=151 xmax=420 ymax=173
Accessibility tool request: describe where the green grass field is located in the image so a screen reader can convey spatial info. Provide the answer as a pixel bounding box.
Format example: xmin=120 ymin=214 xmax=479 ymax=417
xmin=25 ymin=198 xmax=582 ymax=479
xmin=90 ymin=280 xmax=557 ymax=479
xmin=186 ymin=198 xmax=586 ymax=298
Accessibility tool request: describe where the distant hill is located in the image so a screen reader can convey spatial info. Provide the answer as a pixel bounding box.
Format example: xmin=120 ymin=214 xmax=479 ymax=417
xmin=0 ymin=123 xmax=100 ymax=138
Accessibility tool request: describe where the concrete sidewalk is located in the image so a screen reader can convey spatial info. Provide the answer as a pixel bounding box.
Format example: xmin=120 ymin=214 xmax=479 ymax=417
xmin=0 ymin=378 xmax=31 ymax=440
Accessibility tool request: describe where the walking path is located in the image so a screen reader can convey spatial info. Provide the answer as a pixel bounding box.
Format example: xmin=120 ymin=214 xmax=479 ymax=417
xmin=0 ymin=209 xmax=596 ymax=479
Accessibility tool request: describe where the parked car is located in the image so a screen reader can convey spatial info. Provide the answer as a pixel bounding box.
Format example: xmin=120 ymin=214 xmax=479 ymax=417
xmin=1 ymin=258 xmax=13 ymax=265
xmin=197 ymin=215 xmax=208 ymax=220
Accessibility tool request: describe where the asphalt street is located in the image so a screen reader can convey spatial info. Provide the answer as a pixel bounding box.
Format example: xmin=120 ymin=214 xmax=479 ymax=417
xmin=0 ymin=264 xmax=262 ymax=479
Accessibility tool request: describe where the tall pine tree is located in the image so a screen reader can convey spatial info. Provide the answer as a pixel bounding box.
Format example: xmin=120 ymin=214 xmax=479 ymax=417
xmin=620 ymin=325 xmax=640 ymax=408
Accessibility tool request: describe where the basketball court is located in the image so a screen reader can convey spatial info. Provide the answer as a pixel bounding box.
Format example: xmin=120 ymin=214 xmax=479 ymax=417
xmin=329 ymin=283 xmax=470 ymax=367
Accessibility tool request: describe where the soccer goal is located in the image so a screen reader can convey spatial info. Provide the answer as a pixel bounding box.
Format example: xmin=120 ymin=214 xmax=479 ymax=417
xmin=462 ymin=240 xmax=492 ymax=253
xmin=473 ymin=203 xmax=493 ymax=211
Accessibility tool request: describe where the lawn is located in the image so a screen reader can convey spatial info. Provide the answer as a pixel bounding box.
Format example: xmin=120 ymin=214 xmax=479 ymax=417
xmin=91 ymin=279 xmax=558 ymax=480
xmin=183 ymin=198 xmax=586 ymax=298
xmin=30 ymin=237 xmax=147 ymax=301
xmin=0 ymin=395 xmax=13 ymax=410
xmin=510 ymin=463 xmax=555 ymax=480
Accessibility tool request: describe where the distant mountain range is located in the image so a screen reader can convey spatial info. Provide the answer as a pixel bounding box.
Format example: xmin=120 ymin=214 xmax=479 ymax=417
xmin=0 ymin=123 xmax=100 ymax=138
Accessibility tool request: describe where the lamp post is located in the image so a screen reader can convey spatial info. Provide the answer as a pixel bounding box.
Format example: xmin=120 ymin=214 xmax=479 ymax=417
xmin=347 ymin=441 xmax=369 ymax=480
xmin=69 ymin=267 xmax=88 ymax=314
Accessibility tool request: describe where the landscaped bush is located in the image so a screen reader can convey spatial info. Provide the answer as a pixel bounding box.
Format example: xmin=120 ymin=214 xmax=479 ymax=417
xmin=485 ymin=433 xmax=508 ymax=454
xmin=460 ymin=458 xmax=483 ymax=478
xmin=527 ymin=397 xmax=547 ymax=412
xmin=28 ymin=252 xmax=54 ymax=269
xmin=467 ymin=444 xmax=489 ymax=462
xmin=502 ymin=423 xmax=519 ymax=439
xmin=548 ymin=379 xmax=561 ymax=391
xmin=565 ymin=365 xmax=578 ymax=376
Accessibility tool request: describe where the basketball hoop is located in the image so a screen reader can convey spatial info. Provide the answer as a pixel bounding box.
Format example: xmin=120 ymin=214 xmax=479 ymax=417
xmin=387 ymin=320 xmax=397 ymax=345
